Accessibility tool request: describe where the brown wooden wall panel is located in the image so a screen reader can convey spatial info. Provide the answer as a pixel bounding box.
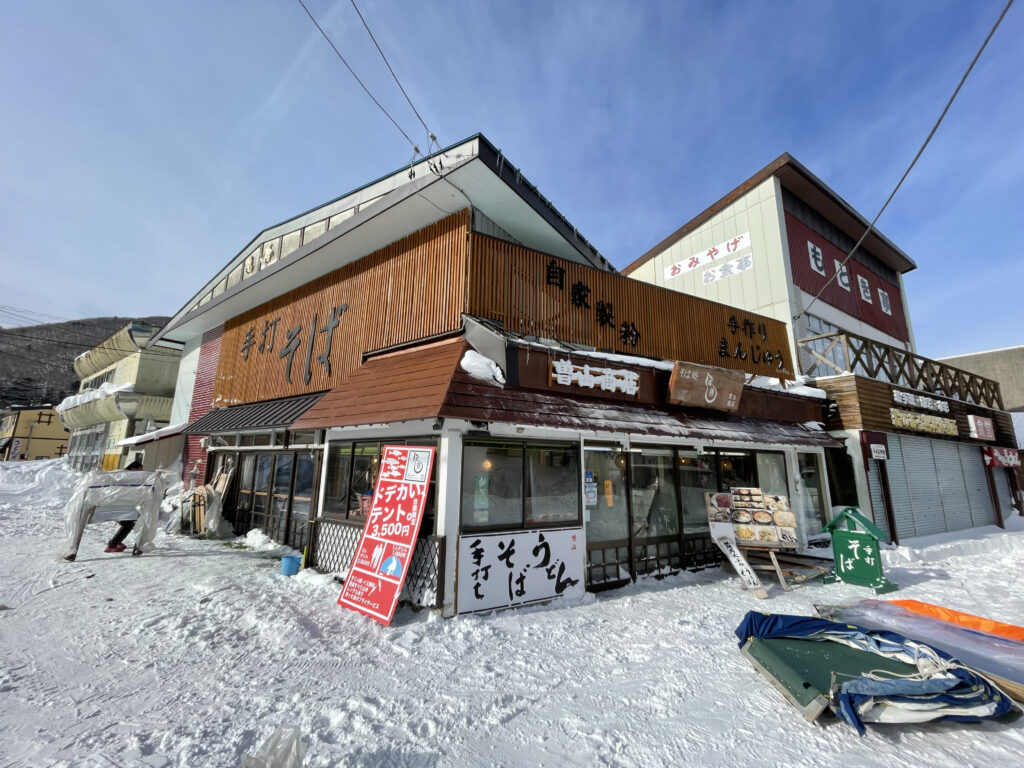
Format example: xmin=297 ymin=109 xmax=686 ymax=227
xmin=466 ymin=234 xmax=795 ymax=378
xmin=819 ymin=374 xmax=1016 ymax=447
xmin=213 ymin=212 xmax=468 ymax=407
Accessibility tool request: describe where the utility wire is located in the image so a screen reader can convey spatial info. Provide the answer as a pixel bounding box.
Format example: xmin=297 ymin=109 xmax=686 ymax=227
xmin=795 ymin=0 xmax=1014 ymax=324
xmin=0 ymin=329 xmax=180 ymax=359
xmin=296 ymin=0 xmax=422 ymax=155
xmin=348 ymin=0 xmax=435 ymax=146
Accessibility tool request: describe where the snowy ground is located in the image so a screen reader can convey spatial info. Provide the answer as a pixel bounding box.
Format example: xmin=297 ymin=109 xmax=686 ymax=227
xmin=2 ymin=460 xmax=1023 ymax=767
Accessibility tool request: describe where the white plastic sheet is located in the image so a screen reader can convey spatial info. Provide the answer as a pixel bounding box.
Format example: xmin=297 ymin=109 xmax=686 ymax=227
xmin=59 ymin=469 xmax=175 ymax=560
xmin=237 ymin=726 xmax=305 ymax=768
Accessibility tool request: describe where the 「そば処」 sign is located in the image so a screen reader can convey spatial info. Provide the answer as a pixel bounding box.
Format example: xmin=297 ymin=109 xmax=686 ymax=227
xmin=456 ymin=528 xmax=584 ymax=614
xmin=338 ymin=445 xmax=435 ymax=626
xmin=984 ymin=446 xmax=1021 ymax=468
xmin=667 ymin=361 xmax=744 ymax=412
xmin=664 ymin=232 xmax=751 ymax=281
xmin=967 ymin=415 xmax=996 ymax=441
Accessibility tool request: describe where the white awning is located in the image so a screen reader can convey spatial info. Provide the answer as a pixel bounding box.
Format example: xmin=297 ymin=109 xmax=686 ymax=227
xmin=116 ymin=422 xmax=187 ymax=447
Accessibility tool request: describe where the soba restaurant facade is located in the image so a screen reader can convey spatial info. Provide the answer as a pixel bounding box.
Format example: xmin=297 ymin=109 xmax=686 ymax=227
xmin=153 ymin=135 xmax=838 ymax=617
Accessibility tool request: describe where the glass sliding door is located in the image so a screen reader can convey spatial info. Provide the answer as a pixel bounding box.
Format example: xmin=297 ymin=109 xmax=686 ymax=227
xmin=250 ymin=455 xmax=273 ymax=532
xmin=583 ymin=446 xmax=630 ymax=586
xmin=268 ymin=453 xmax=294 ymax=543
xmin=630 ymin=448 xmax=681 ymax=576
xmin=288 ymin=452 xmax=316 ymax=552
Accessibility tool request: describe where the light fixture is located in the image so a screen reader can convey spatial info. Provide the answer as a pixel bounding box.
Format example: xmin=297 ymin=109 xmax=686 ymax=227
xmin=614 ymin=452 xmax=627 ymax=470
xmin=721 ymin=459 xmax=733 ymax=472
xmin=482 ymin=459 xmax=493 ymax=471
xmin=678 ymin=456 xmax=693 ymax=467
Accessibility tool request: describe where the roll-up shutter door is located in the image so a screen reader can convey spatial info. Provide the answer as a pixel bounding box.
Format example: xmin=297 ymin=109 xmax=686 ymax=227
xmin=901 ymin=435 xmax=946 ymax=537
xmin=865 ymin=458 xmax=891 ymax=540
xmin=993 ymin=467 xmax=1014 ymax=522
xmin=958 ymin=443 xmax=997 ymax=528
xmin=933 ymin=439 xmax=972 ymax=532
xmin=884 ymin=435 xmax=917 ymax=540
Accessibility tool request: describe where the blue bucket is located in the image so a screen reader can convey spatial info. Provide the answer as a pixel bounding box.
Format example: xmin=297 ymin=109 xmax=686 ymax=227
xmin=281 ymin=555 xmax=302 ymax=576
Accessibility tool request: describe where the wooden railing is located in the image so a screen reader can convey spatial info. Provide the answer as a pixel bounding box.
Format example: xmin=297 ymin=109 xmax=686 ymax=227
xmin=797 ymin=331 xmax=1004 ymax=409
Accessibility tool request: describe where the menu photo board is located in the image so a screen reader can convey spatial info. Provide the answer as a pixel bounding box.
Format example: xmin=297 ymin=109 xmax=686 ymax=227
xmin=705 ymin=487 xmax=798 ymax=549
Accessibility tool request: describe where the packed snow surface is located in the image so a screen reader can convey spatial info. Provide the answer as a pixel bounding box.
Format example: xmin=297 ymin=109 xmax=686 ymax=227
xmin=2 ymin=460 xmax=1023 ymax=766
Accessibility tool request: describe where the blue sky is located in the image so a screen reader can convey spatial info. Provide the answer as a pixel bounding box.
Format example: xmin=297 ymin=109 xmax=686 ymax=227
xmin=1 ymin=0 xmax=1020 ymax=359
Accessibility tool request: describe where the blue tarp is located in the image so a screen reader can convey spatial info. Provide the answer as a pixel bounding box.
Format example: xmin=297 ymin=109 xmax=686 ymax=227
xmin=735 ymin=612 xmax=1016 ymax=734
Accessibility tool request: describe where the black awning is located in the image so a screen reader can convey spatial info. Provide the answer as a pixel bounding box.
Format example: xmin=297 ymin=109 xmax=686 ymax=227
xmin=183 ymin=392 xmax=326 ymax=435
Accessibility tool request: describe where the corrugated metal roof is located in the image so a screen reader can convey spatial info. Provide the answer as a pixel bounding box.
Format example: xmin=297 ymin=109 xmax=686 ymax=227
xmin=183 ymin=392 xmax=326 ymax=435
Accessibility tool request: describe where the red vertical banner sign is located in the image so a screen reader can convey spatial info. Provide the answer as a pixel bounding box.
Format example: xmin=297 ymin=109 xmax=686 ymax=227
xmin=338 ymin=445 xmax=436 ymax=625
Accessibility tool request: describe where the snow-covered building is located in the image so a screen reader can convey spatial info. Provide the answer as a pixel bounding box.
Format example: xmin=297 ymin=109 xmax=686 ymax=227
xmin=152 ymin=135 xmax=842 ymax=617
xmin=624 ymin=153 xmax=1020 ymax=542
xmin=56 ymin=321 xmax=182 ymax=471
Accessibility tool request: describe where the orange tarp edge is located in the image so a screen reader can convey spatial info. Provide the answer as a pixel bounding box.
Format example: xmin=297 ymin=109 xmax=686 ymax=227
xmin=889 ymin=599 xmax=1024 ymax=643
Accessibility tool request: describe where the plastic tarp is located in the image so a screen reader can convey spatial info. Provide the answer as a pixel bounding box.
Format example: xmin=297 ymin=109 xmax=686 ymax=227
xmin=59 ymin=469 xmax=175 ymax=560
xmin=818 ymin=600 xmax=1024 ymax=696
xmin=888 ymin=599 xmax=1024 ymax=643
xmin=735 ymin=611 xmax=1017 ymax=735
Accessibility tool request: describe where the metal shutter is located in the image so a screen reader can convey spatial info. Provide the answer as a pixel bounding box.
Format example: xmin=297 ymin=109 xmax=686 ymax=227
xmin=900 ymin=435 xmax=947 ymax=537
xmin=884 ymin=434 xmax=918 ymax=540
xmin=866 ymin=458 xmax=890 ymax=539
xmin=993 ymin=467 xmax=1015 ymax=522
xmin=958 ymin=443 xmax=997 ymax=527
xmin=933 ymin=439 xmax=972 ymax=532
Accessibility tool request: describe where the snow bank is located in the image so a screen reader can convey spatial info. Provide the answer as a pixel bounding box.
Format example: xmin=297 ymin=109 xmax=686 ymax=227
xmin=0 ymin=458 xmax=79 ymax=503
xmin=882 ymin=518 xmax=1024 ymax=566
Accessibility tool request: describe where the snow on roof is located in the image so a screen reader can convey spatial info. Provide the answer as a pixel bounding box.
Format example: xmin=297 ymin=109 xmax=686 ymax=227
xmin=116 ymin=422 xmax=187 ymax=447
xmin=55 ymin=382 xmax=134 ymax=414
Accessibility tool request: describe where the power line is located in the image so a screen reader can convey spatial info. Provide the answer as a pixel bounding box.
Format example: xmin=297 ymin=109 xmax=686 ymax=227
xmin=296 ymin=0 xmax=422 ymax=156
xmin=795 ymin=0 xmax=1014 ymax=324
xmin=0 ymin=283 xmax=77 ymax=317
xmin=348 ymin=0 xmax=436 ymax=149
xmin=0 ymin=328 xmax=180 ymax=359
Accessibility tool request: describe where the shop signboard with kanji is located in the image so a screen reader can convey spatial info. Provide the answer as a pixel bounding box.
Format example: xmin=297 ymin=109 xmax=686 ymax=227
xmin=456 ymin=527 xmax=584 ymax=614
xmin=338 ymin=445 xmax=435 ymax=625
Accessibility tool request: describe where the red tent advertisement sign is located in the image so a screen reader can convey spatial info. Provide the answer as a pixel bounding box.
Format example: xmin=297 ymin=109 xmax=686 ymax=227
xmin=338 ymin=445 xmax=435 ymax=625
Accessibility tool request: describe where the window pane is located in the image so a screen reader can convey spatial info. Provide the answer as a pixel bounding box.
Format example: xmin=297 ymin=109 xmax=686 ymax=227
xmin=630 ymin=448 xmax=678 ymax=537
xmin=525 ymin=444 xmax=579 ymax=524
xmin=348 ymin=442 xmax=381 ymax=519
xmin=322 ymin=442 xmax=352 ymax=518
xmin=461 ymin=442 xmax=523 ymax=528
xmin=677 ymin=450 xmax=716 ymax=535
xmin=583 ymin=447 xmax=629 ymax=543
xmin=251 ymin=455 xmax=273 ymax=529
xmin=756 ymin=452 xmax=789 ymax=497
xmin=718 ymin=450 xmax=757 ymax=491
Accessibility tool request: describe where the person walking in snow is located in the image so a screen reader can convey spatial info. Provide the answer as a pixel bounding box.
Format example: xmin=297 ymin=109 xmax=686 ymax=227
xmin=105 ymin=459 xmax=143 ymax=553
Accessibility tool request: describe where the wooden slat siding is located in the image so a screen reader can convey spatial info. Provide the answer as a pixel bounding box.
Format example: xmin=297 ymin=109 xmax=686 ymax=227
xmin=214 ymin=212 xmax=469 ymax=407
xmin=466 ymin=233 xmax=795 ymax=378
xmin=817 ymin=374 xmax=1016 ymax=446
xmin=292 ymin=338 xmax=467 ymax=429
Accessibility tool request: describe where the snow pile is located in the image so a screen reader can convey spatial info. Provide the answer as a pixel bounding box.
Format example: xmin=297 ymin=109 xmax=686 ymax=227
xmin=0 ymin=458 xmax=79 ymax=503
xmin=460 ymin=350 xmax=505 ymax=385
xmin=237 ymin=528 xmax=303 ymax=558
xmin=54 ymin=381 xmax=133 ymax=413
xmin=746 ymin=374 xmax=827 ymax=399
xmin=882 ymin=518 xmax=1024 ymax=567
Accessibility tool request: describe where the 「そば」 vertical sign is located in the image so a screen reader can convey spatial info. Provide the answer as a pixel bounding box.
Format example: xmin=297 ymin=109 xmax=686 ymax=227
xmin=338 ymin=445 xmax=435 ymax=625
